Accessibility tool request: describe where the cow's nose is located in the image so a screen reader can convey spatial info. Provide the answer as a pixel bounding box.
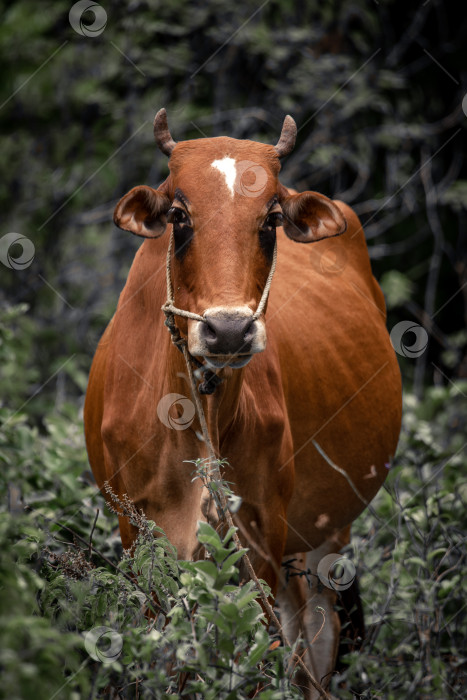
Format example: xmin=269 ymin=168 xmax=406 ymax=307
xmin=201 ymin=314 xmax=255 ymax=355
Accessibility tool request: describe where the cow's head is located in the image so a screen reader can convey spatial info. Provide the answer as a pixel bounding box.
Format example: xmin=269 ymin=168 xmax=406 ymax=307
xmin=114 ymin=109 xmax=347 ymax=369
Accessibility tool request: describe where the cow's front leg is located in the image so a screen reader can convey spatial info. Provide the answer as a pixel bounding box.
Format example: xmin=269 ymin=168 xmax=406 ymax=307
xmin=231 ymin=500 xmax=289 ymax=598
xmin=221 ymin=429 xmax=295 ymax=595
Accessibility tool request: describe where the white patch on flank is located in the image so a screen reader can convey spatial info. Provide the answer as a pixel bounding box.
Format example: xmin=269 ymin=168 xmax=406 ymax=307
xmin=211 ymin=157 xmax=237 ymax=197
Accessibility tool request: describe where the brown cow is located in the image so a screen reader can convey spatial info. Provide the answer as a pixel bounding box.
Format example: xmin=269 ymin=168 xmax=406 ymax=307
xmin=84 ymin=109 xmax=402 ymax=698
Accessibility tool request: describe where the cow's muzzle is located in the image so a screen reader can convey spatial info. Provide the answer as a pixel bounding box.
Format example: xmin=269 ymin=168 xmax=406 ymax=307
xmin=188 ymin=307 xmax=266 ymax=368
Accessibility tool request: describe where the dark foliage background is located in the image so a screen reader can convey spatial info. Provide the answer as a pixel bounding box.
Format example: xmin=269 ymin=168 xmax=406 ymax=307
xmin=1 ymin=0 xmax=466 ymax=415
xmin=1 ymin=0 xmax=466 ymax=697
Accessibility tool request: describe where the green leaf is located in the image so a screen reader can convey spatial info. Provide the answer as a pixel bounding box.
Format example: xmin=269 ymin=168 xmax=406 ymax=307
xmin=221 ymin=548 xmax=246 ymax=572
xmin=190 ymin=559 xmax=218 ymax=580
xmin=248 ymin=629 xmax=270 ymax=666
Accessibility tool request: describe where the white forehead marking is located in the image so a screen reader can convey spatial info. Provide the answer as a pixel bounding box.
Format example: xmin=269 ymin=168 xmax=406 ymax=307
xmin=211 ymin=157 xmax=236 ymax=197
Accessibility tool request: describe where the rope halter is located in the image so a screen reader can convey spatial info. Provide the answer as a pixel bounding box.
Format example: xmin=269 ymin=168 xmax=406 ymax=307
xmin=161 ymin=232 xmax=278 ymax=394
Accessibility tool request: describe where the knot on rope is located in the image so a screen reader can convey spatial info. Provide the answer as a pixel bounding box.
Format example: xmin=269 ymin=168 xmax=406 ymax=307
xmin=163 ymin=312 xmax=185 ymax=348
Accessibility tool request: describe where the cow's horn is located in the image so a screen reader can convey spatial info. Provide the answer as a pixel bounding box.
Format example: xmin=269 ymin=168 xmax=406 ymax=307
xmin=274 ymin=115 xmax=297 ymax=158
xmin=154 ymin=108 xmax=177 ymax=157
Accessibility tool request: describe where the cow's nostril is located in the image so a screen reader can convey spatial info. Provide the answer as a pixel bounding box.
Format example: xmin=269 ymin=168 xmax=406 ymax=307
xmin=204 ymin=324 xmax=217 ymax=341
xmin=201 ymin=314 xmax=255 ymax=354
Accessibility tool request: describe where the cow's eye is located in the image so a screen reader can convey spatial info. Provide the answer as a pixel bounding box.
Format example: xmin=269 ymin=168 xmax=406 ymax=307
xmin=263 ymin=212 xmax=283 ymax=230
xmin=259 ymin=212 xmax=281 ymax=262
xmin=167 ymin=207 xmax=193 ymax=258
xmin=167 ymin=207 xmax=190 ymax=225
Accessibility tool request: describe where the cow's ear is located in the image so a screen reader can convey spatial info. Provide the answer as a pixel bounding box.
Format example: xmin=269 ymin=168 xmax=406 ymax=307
xmin=114 ymin=185 xmax=171 ymax=238
xmin=280 ymin=191 xmax=347 ymax=243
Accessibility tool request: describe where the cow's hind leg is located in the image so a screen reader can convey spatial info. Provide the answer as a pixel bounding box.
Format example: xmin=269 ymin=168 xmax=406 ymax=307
xmin=277 ymin=540 xmax=348 ymax=699
xmin=336 ymin=573 xmax=365 ymax=668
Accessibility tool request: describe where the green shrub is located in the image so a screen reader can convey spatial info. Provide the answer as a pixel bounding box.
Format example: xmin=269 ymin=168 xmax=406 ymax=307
xmin=334 ymin=384 xmax=467 ymax=699
xmin=1 ymin=308 xmax=466 ymax=698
